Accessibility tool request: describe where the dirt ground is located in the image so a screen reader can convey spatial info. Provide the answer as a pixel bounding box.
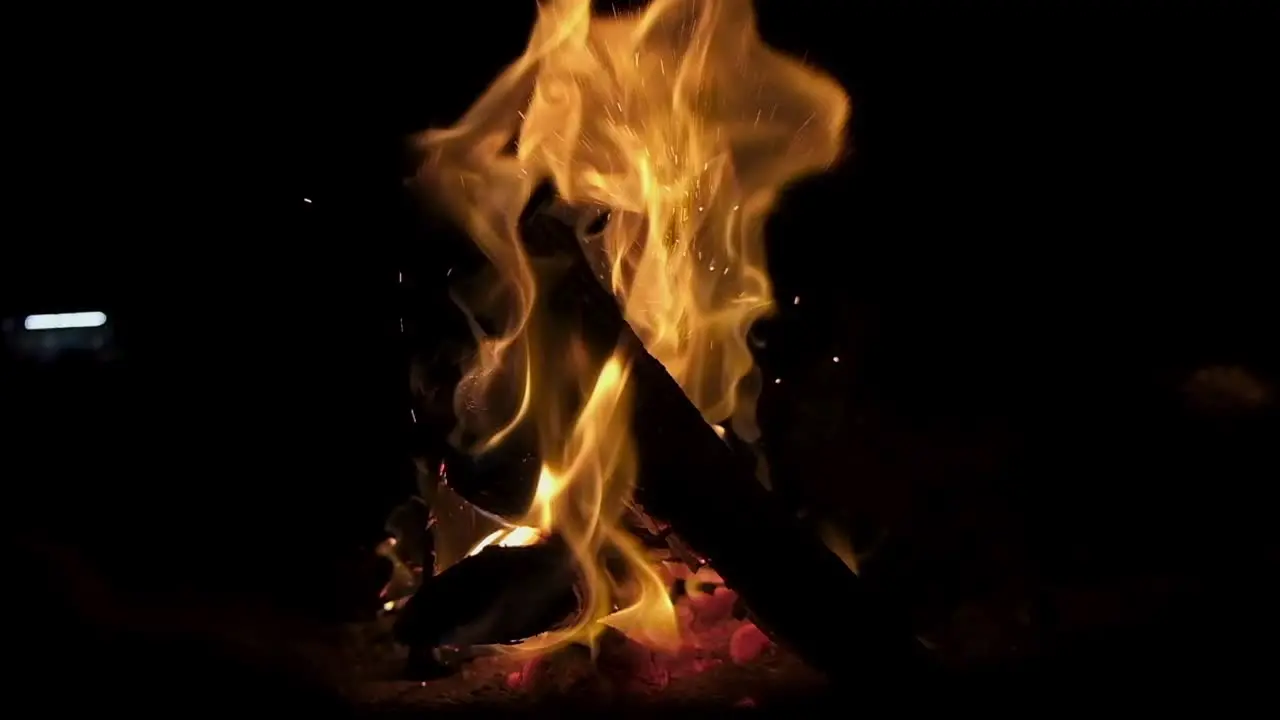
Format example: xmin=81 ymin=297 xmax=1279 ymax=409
xmin=333 ymin=575 xmax=828 ymax=714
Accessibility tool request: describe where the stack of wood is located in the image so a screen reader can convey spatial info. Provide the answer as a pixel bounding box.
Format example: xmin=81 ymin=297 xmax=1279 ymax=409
xmin=392 ymin=196 xmax=927 ymax=683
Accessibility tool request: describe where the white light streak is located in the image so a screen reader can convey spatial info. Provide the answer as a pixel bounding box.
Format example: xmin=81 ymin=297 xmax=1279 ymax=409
xmin=24 ymin=312 xmax=107 ymax=331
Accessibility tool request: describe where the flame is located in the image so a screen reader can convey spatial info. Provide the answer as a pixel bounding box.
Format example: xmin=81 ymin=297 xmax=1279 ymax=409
xmin=419 ymin=0 xmax=849 ymax=655
xmin=466 ymin=524 xmax=546 ymax=557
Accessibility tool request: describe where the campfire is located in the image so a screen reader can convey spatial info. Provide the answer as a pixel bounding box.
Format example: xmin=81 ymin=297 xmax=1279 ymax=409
xmin=374 ymin=0 xmax=909 ymax=701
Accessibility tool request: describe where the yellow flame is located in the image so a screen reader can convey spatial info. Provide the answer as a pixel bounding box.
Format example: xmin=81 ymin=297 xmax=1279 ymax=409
xmin=420 ymin=0 xmax=850 ymax=655
xmin=466 ymin=525 xmax=546 ymax=557
xmin=817 ymin=520 xmax=861 ymax=576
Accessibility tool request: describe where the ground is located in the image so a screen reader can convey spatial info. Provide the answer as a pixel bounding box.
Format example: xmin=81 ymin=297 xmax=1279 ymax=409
xmin=338 ymin=572 xmax=827 ymax=713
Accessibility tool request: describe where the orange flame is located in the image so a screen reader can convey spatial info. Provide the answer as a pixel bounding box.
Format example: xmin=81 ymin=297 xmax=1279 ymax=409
xmin=418 ymin=0 xmax=850 ymax=655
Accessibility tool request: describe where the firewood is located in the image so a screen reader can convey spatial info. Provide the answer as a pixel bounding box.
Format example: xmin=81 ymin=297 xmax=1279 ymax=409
xmin=517 ymin=202 xmax=928 ymax=679
xmin=437 ymin=429 xmax=541 ymax=521
xmin=393 ymin=538 xmax=579 ymax=650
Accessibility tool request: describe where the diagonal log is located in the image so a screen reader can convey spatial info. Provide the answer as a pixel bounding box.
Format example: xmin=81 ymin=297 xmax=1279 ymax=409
xmin=521 ymin=203 xmax=929 ymax=679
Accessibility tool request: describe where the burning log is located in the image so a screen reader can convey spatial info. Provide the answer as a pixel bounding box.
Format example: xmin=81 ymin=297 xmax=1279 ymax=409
xmin=625 ymin=503 xmax=707 ymax=572
xmin=520 ymin=204 xmax=928 ymax=679
xmin=404 ymin=0 xmax=920 ymax=680
xmin=437 ymin=434 xmax=540 ymax=521
xmin=393 ymin=538 xmax=579 ymax=651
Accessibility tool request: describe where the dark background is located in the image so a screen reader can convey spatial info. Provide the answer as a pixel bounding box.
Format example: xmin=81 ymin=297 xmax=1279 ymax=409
xmin=4 ymin=0 xmax=1276 ymax=707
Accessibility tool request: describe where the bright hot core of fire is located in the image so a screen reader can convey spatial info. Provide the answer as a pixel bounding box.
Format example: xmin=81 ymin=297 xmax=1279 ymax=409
xmin=418 ymin=0 xmax=850 ymax=655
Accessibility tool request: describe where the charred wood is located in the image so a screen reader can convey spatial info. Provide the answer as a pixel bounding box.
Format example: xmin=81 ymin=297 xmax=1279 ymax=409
xmin=437 ymin=435 xmax=541 ymax=521
xmin=393 ymin=538 xmax=579 ymax=651
xmin=519 ymin=204 xmax=928 ymax=680
xmin=626 ymin=504 xmax=707 ymax=571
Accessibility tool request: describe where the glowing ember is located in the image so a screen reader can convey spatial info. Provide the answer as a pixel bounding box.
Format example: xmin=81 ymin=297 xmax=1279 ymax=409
xmin=467 ymin=525 xmax=546 ymax=557
xmin=417 ymin=0 xmax=850 ymax=656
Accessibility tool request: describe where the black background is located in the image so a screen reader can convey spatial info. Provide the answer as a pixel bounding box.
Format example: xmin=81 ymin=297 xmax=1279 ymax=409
xmin=4 ymin=0 xmax=1276 ymax=706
